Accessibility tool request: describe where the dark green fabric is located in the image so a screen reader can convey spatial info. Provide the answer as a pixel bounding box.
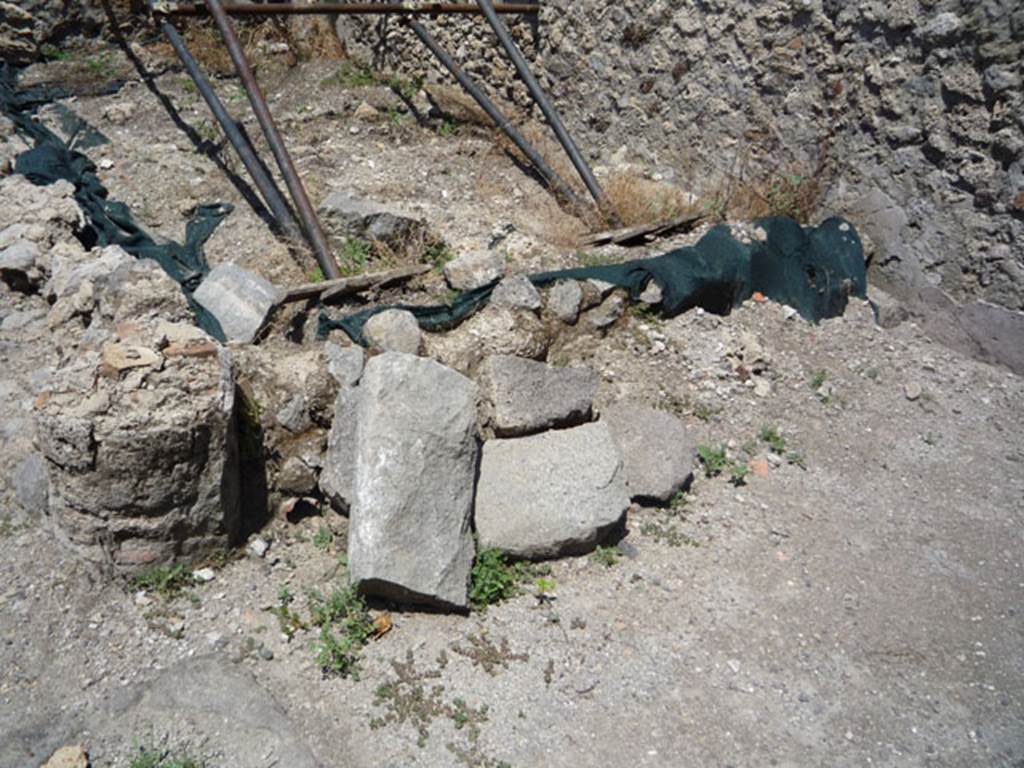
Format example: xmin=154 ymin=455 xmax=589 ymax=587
xmin=1 ymin=66 xmax=230 ymax=340
xmin=321 ymin=216 xmax=867 ymax=346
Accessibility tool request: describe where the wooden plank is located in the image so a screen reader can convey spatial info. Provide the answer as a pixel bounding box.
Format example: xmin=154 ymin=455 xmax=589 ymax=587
xmin=580 ymin=212 xmax=703 ymax=247
xmin=280 ymin=264 xmax=431 ymax=305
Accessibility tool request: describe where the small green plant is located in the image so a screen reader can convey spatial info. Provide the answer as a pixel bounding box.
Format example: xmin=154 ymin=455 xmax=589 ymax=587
xmin=194 ymin=118 xmax=219 ymax=145
xmin=308 ymin=583 xmax=375 ymax=678
xmin=763 ymin=173 xmax=817 ymax=221
xmin=423 ymin=240 xmax=455 ymax=271
xmin=729 ymin=463 xmax=750 ymax=486
xmin=129 ymin=747 xmax=202 ymax=768
xmin=133 ymin=564 xmax=194 ymax=600
xmin=322 ymin=61 xmax=378 ymax=88
xmin=338 ymin=237 xmax=372 ymax=275
xmin=308 ymin=266 xmax=325 ymax=283
xmin=387 ymin=107 xmax=408 ymax=128
xmin=269 ymin=585 xmax=305 ymax=639
xmin=451 ymin=631 xmax=528 ymax=676
xmin=696 ymin=444 xmax=730 ymax=477
xmin=640 ymin=517 xmax=699 ymax=548
xmin=386 ymin=73 xmax=424 ymax=100
xmin=436 ymin=118 xmax=456 ymax=138
xmin=785 ymin=450 xmax=807 ymax=470
xmin=759 ymin=425 xmax=787 ymax=453
xmin=534 ymin=577 xmax=556 ymax=595
xmin=809 ymin=369 xmax=828 ymax=390
xmin=312 ymin=525 xmax=334 ymax=551
xmin=469 ymin=548 xmax=534 ymax=609
xmin=577 ymin=250 xmax=618 ymax=268
xmin=590 ymin=545 xmax=621 ymax=568
xmin=40 ymin=43 xmax=69 ymax=61
xmin=85 ymin=53 xmax=117 ymax=81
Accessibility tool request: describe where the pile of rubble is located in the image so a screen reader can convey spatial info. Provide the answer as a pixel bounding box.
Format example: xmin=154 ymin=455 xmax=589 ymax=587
xmin=1 ymin=171 xmax=695 ymax=607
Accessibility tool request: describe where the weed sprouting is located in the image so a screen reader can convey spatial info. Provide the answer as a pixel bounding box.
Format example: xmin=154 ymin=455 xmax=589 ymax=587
xmin=729 ymin=463 xmax=750 ymax=486
xmin=132 ymin=564 xmax=194 ymax=600
xmin=308 ymin=583 xmax=375 ymax=678
xmin=698 ymin=444 xmax=749 ymax=485
xmin=128 ymin=747 xmax=202 ymax=768
xmin=322 ymin=61 xmax=377 ymax=88
xmin=451 ymin=631 xmax=528 ymax=676
xmin=809 ymin=369 xmax=828 ymax=390
xmin=312 ymin=525 xmax=334 ymax=551
xmin=423 ymin=241 xmax=455 ymax=271
xmin=759 ymin=425 xmax=787 ymax=453
xmin=269 ymin=585 xmax=305 ymax=639
xmin=590 ymin=545 xmax=621 ymax=568
xmin=338 ymin=238 xmax=371 ymax=276
xmin=468 ymin=548 xmax=542 ymax=609
xmin=696 ymin=444 xmax=729 ymax=477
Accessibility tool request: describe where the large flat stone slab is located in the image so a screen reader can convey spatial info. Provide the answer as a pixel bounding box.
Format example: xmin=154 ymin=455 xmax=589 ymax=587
xmin=347 ymin=353 xmax=478 ymax=609
xmin=601 ymin=403 xmax=695 ymax=505
xmin=478 ymin=355 xmax=598 ymax=437
xmin=475 ymin=422 xmax=630 ymax=559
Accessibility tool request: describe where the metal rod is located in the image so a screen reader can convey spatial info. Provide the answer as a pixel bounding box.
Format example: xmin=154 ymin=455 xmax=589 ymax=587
xmin=148 ymin=4 xmax=303 ymax=243
xmin=405 ymin=18 xmax=592 ymax=218
xmin=203 ymin=0 xmax=342 ymax=279
xmin=475 ymin=0 xmax=621 ymax=226
xmin=168 ymin=2 xmax=537 ymax=16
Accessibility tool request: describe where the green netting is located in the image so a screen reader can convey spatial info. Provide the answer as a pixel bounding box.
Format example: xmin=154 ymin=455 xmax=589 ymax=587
xmin=1 ymin=65 xmax=230 ymax=340
xmin=320 ymin=216 xmax=867 ymax=345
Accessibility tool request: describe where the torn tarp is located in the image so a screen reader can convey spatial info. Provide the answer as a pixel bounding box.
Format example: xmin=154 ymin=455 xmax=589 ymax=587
xmin=1 ymin=65 xmax=231 ymax=341
xmin=321 ymin=216 xmax=867 ymax=345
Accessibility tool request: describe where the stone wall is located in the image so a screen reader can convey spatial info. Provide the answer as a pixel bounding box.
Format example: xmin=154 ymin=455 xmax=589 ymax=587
xmin=337 ymin=0 xmax=1024 ymax=368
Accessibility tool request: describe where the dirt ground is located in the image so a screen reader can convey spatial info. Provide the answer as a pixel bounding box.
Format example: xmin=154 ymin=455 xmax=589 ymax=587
xmin=2 ymin=43 xmax=1023 ymax=768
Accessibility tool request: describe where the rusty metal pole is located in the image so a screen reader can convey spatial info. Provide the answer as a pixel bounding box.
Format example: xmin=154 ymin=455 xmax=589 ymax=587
xmin=148 ymin=2 xmax=303 ymax=242
xmin=168 ymin=2 xmax=538 ymax=16
xmin=405 ymin=18 xmax=592 ymax=218
xmin=475 ymin=0 xmax=621 ymax=226
xmin=203 ymin=0 xmax=342 ymax=279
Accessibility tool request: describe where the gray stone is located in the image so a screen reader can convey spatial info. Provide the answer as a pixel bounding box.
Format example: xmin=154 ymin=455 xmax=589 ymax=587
xmin=320 ymin=384 xmax=360 ymax=514
xmin=12 ymin=452 xmax=48 ymax=516
xmin=275 ymin=395 xmax=311 ymax=434
xmin=318 ymin=189 xmax=428 ymax=252
xmin=443 ymin=249 xmax=506 ymax=291
xmin=956 ymin=301 xmax=1024 ymax=376
xmin=192 ymin=262 xmax=284 ymax=344
xmin=348 ymin=353 xmax=478 ymax=609
xmin=248 ymin=537 xmax=269 ymax=558
xmin=639 ymin=282 xmax=664 ymax=305
xmin=48 ymin=243 xmax=133 ymax=302
xmin=490 ymin=274 xmax=541 ymax=311
xmin=548 ymin=279 xmax=583 ymax=324
xmin=921 ymin=12 xmax=961 ymax=42
xmin=422 ymin=305 xmax=549 ymax=374
xmin=108 ymin=656 xmax=317 ymax=767
xmin=600 ymin=403 xmax=695 ymax=505
xmin=475 ymin=421 xmax=630 ymax=559
xmin=363 ymin=308 xmax=422 ymax=354
xmin=585 ymin=293 xmax=626 ymax=329
xmin=1 ymin=308 xmax=45 ymax=332
xmin=324 ymin=342 xmax=365 ymax=387
xmin=478 ymin=355 xmax=598 ymax=437
xmin=0 ymin=2 xmax=36 ymax=64
xmin=0 ymin=239 xmax=40 ymax=291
